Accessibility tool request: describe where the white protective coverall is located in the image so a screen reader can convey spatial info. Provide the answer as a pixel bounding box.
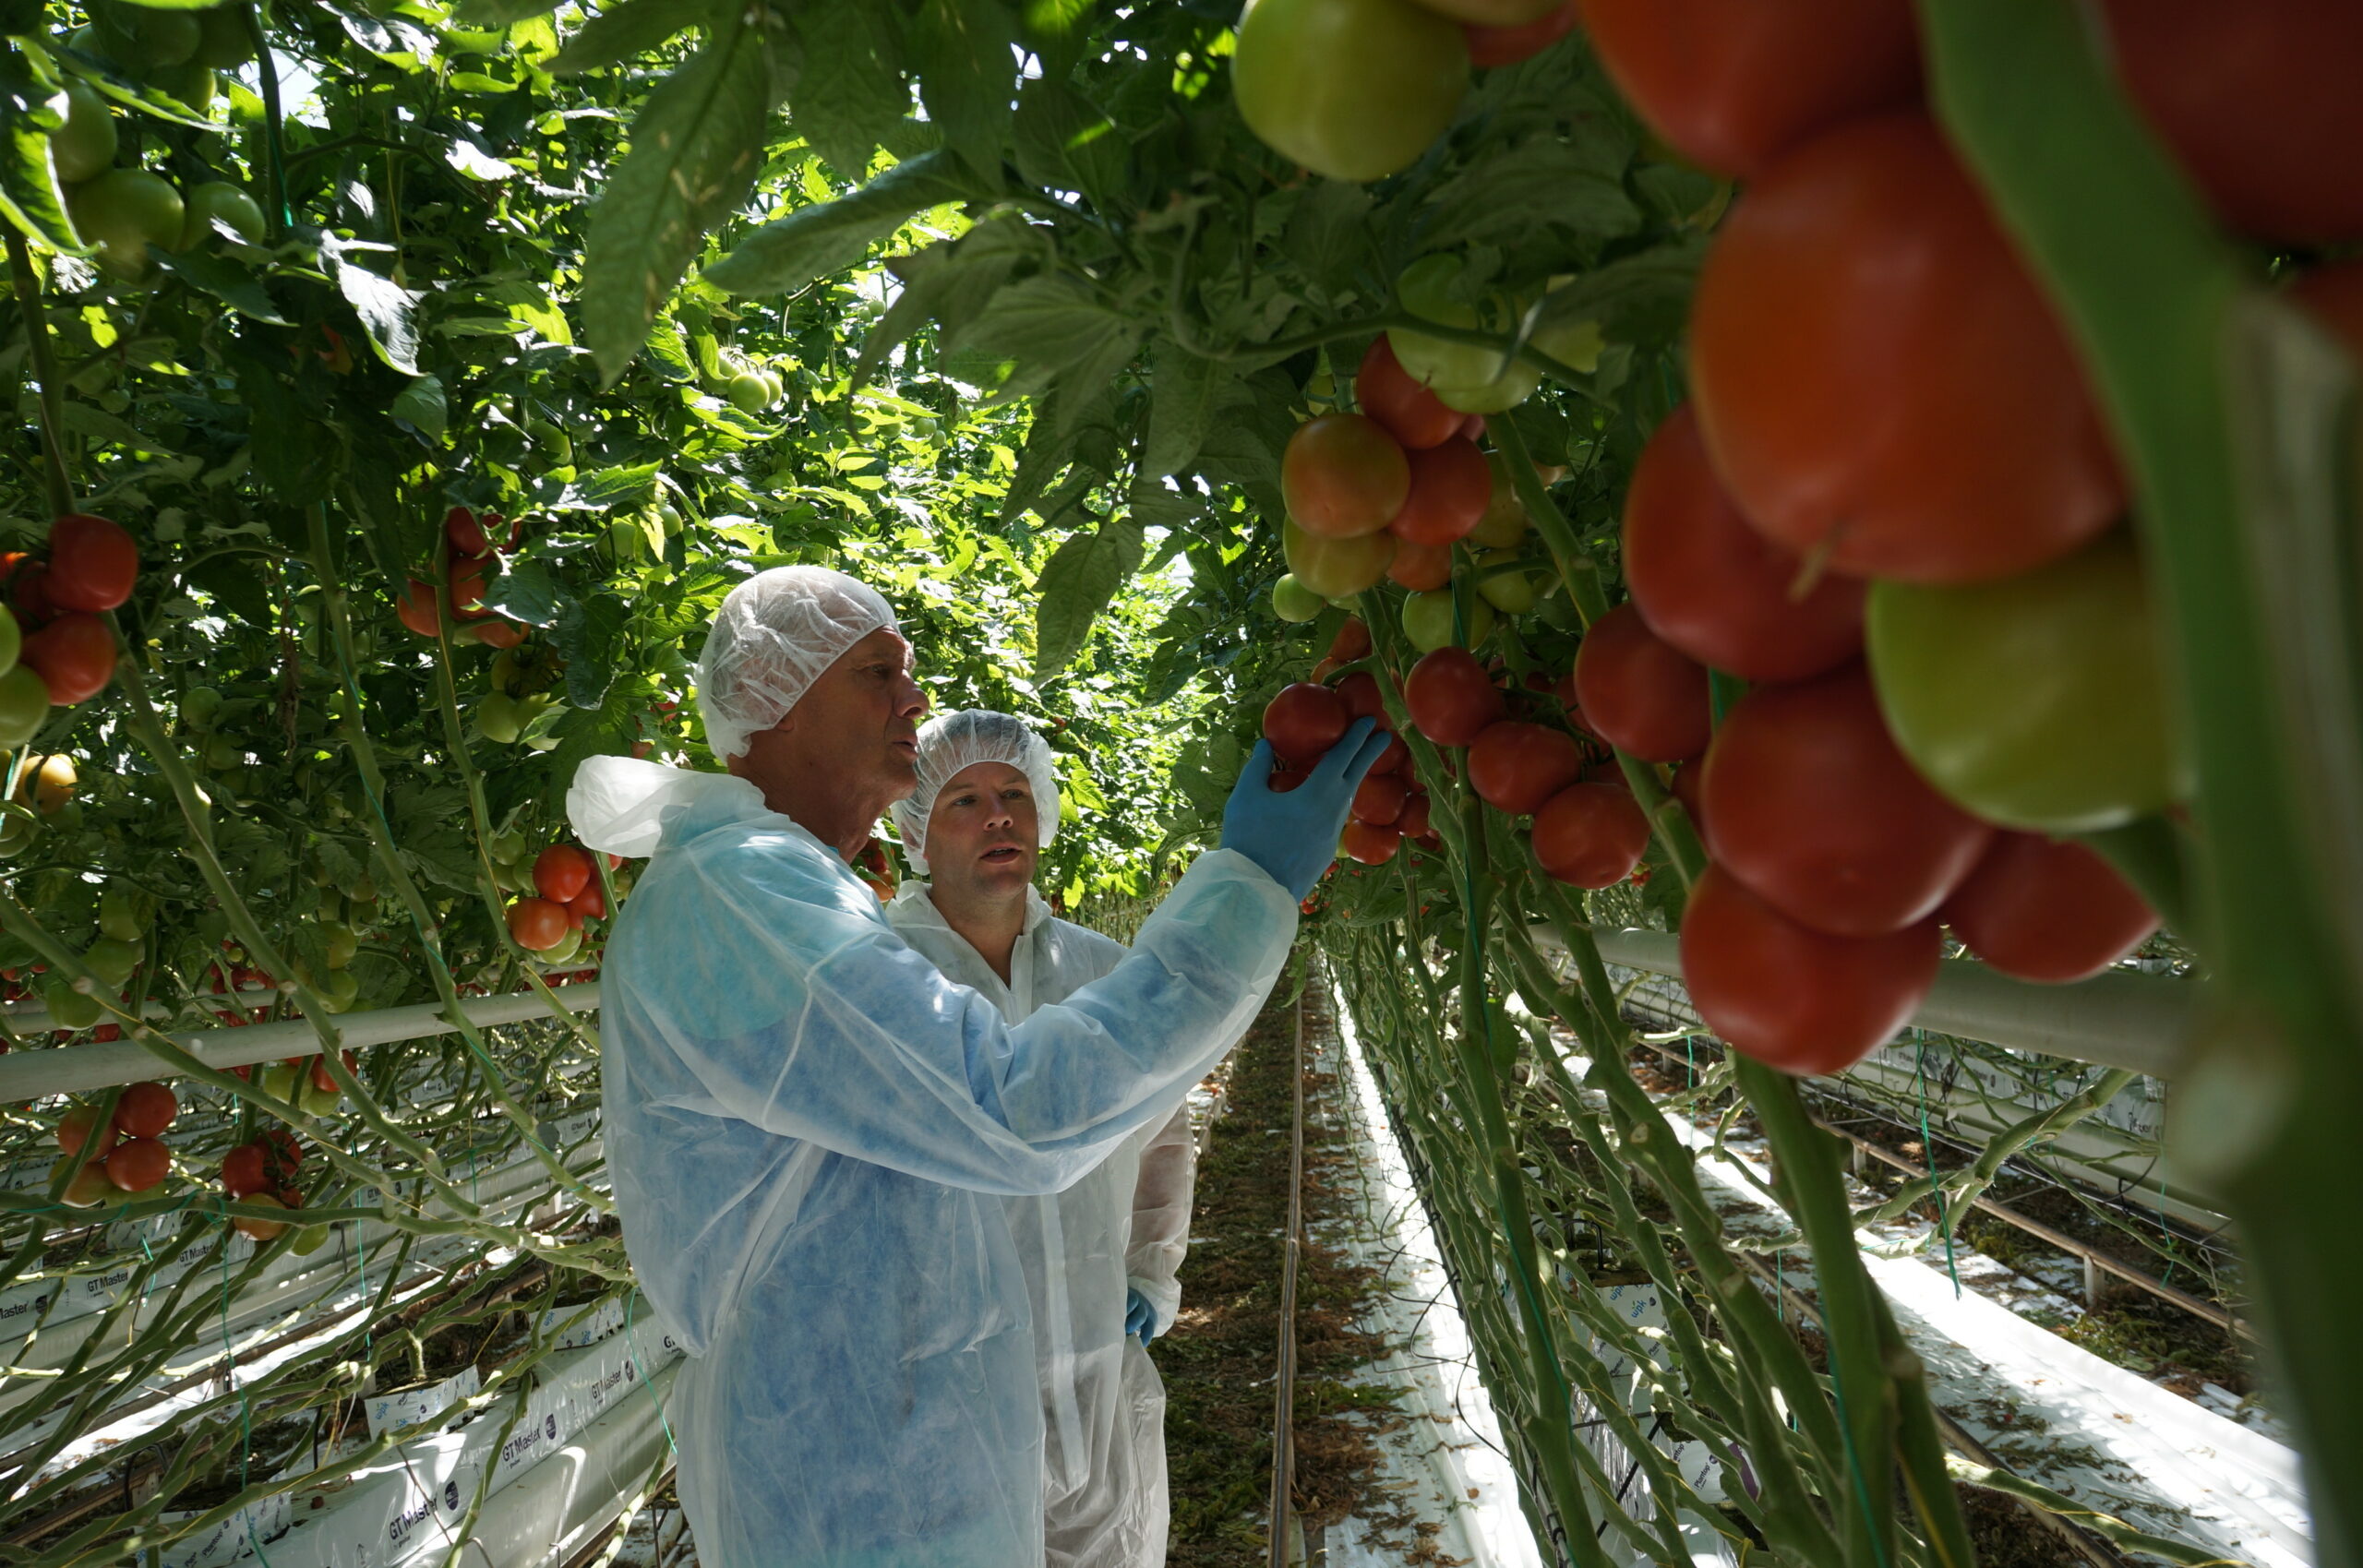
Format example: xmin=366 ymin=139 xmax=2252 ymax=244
xmin=573 ymin=757 xmax=1293 ymax=1568
xmin=887 ymin=880 xmax=1197 ymax=1568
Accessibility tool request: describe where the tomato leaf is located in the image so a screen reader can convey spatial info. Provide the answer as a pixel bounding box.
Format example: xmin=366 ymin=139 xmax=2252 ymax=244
xmin=1141 ymin=340 xmax=1227 ymax=479
xmin=705 ymin=150 xmax=969 ymax=298
xmin=787 ymin=0 xmax=910 ymax=180
xmin=561 ymin=462 xmax=663 ymax=512
xmin=1013 ymin=78 xmax=1122 ymax=205
xmin=1530 ymin=234 xmax=1707 ymax=350
xmin=152 ymin=246 xmax=289 ymax=325
xmin=583 ymin=11 xmax=790 ymax=382
xmin=451 ymin=0 xmax=555 ymax=22
xmin=1421 ymin=139 xmax=1641 ymax=251
xmin=912 ymin=0 xmax=1019 ymax=179
xmin=1032 ymin=514 xmax=1143 ymax=681
xmin=953 ymin=273 xmax=1143 ymax=422
xmin=547 ymin=0 xmax=706 ymax=76
xmin=553 ymin=592 xmax=630 ymax=708
xmin=319 ymin=233 xmax=423 ymax=376
xmin=481 ymin=559 xmax=573 ymax=628
xmin=0 ymin=77 xmax=79 ymax=254
xmin=389 ymin=375 xmax=447 ymax=439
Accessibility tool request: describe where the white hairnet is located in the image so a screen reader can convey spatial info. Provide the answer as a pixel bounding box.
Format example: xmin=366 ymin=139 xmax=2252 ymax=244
xmin=887 ymin=709 xmax=1062 ymax=876
xmin=696 ymin=565 xmax=900 ymax=760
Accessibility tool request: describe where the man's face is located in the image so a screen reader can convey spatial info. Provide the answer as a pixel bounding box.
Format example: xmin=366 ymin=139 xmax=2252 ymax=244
xmin=924 ymin=761 xmax=1040 ymax=903
xmin=782 ymin=626 xmax=929 ymax=807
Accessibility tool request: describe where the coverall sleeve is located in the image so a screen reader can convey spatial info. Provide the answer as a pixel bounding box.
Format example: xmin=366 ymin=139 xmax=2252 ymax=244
xmin=1124 ymin=1099 xmax=1200 ymax=1331
xmin=613 ymin=831 xmax=1294 ymax=1198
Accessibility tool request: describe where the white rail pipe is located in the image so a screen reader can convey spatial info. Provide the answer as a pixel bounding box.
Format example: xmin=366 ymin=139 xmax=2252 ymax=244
xmin=0 ymin=985 xmax=601 ymax=1103
xmin=1559 ymin=927 xmax=2192 ymax=1080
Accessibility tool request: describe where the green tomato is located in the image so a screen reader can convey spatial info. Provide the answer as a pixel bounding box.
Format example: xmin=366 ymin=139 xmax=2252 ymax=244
xmin=178 ymin=181 xmax=264 ymax=248
xmin=1401 ymin=588 xmax=1494 ymax=652
xmin=98 ymin=886 xmax=146 ymax=941
xmin=321 ymin=968 xmax=361 ymax=1013
xmin=93 ymin=1 xmax=198 ymax=68
xmin=0 ymin=604 xmax=18 ymax=678
xmin=477 ymin=690 xmax=523 ymax=745
xmin=1272 ymin=574 xmax=1325 ymax=623
xmin=49 ymin=79 xmax=117 ymax=184
xmin=1530 ymin=314 xmax=1603 ymax=375
xmin=1433 ymin=357 xmax=1541 ymax=414
xmin=757 ymin=370 xmax=786 ymax=405
xmin=1232 ymin=0 xmax=1468 ymax=183
xmin=191 ymin=4 xmax=256 ymax=69
xmin=82 ymin=937 xmax=140 ymax=987
xmin=1867 ymin=531 xmax=2187 ymax=832
xmin=289 ymin=1223 xmax=330 ymax=1256
xmin=1283 ymin=520 xmax=1396 ymax=600
xmin=261 ymin=1063 xmax=300 ymax=1102
xmin=726 ymin=371 xmax=773 ymax=413
xmin=323 ymin=922 xmax=358 ymax=969
xmin=44 ymin=980 xmax=105 ymax=1030
xmin=1388 ymin=256 xmax=1502 ymax=391
xmin=146 ymin=63 xmax=214 ymax=113
xmin=0 ymin=666 xmax=45 ymax=750
xmin=0 ymin=812 xmax=35 ymax=858
xmin=1473 ymin=548 xmax=1553 ymax=614
xmin=539 ymin=924 xmax=582 ymax=964
xmin=526 ymin=418 xmax=573 ymax=465
xmin=300 ymin=1078 xmax=342 ymax=1116
xmin=180 ymin=684 xmax=222 ymax=729
xmin=67 ymin=168 xmax=183 ymax=281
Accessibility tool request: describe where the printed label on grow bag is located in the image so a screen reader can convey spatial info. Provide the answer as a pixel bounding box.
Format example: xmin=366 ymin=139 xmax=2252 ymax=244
xmin=158 ymin=1493 xmax=294 ymax=1568
xmin=366 ymin=1367 xmax=482 ymax=1440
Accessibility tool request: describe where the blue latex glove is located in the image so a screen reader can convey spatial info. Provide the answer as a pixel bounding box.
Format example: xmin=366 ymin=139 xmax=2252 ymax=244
xmin=1124 ymin=1287 xmax=1159 ymax=1347
xmin=1220 ymin=718 xmax=1393 ymax=900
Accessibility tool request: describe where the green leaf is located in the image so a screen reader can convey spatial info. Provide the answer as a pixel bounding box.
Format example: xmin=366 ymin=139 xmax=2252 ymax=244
xmin=185 ymin=552 xmax=272 ymax=625
xmin=483 ymin=558 xmax=574 ymax=626
xmin=1013 ymin=78 xmax=1122 ymax=203
xmin=562 ymin=461 xmax=663 ymax=510
xmin=0 ymin=81 xmax=78 ymax=252
xmin=1421 ymin=139 xmax=1641 ymax=251
xmin=554 ymin=592 xmax=630 ymax=707
xmin=150 ymin=245 xmax=289 ymax=324
xmin=1281 ymin=180 xmax=1374 ymax=301
xmin=452 ymin=0 xmax=554 ymax=22
xmin=390 ymin=375 xmax=447 ymax=438
xmin=547 ymin=0 xmax=704 ymax=74
xmin=705 ymin=150 xmax=969 ymax=298
xmin=1531 ymin=233 xmax=1706 ymax=349
xmin=1141 ymin=340 xmax=1225 ymax=479
xmin=912 ymin=0 xmax=1019 ymax=174
xmin=640 ymin=316 xmax=696 ymax=383
xmin=233 ymin=360 xmax=339 ymax=507
xmin=319 ymin=233 xmax=422 ymax=375
xmin=1032 ymin=513 xmax=1143 ymax=680
xmin=954 ymin=273 xmax=1144 ymax=423
xmin=851 ymin=215 xmax=1042 ymax=389
xmin=583 ymin=12 xmax=791 ymax=382
xmin=788 ymin=0 xmax=909 ymax=180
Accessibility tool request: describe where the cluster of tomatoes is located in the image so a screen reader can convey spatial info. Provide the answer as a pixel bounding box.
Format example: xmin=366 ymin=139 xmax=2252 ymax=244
xmin=218 ymin=1127 xmax=309 ymax=1241
xmin=1538 ymin=0 xmax=2362 ymax=1076
xmin=397 ymin=506 xmax=527 ymax=651
xmin=504 ymin=844 xmax=608 ymax=960
xmin=1264 ymin=624 xmax=1443 ymax=870
xmin=0 ymin=511 xmax=138 ymax=748
xmin=51 ymin=1080 xmax=178 ymax=1206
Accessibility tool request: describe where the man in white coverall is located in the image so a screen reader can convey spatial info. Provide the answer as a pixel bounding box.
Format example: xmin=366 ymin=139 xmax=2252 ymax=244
xmin=566 ymin=566 xmax=1387 ymax=1568
xmin=884 ymin=709 xmax=1199 ymax=1568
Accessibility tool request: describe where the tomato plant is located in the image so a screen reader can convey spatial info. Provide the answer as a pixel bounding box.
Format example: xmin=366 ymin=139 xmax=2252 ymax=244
xmin=1690 ymin=113 xmax=2124 ymax=584
xmin=1703 ymin=664 xmax=1993 ymax=936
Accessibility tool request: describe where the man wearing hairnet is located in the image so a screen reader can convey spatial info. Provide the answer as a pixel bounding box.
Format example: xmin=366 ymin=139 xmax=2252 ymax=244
xmin=885 ymin=711 xmax=1194 ymax=1568
xmin=568 ymin=566 xmax=1387 ymax=1568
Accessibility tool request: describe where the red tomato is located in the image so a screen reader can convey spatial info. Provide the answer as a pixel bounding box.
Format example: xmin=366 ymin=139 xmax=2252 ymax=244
xmin=1341 ymin=819 xmax=1402 ymax=866
xmin=233 ymin=1192 xmax=288 ymax=1240
xmin=1397 ymin=793 xmax=1433 ymax=837
xmin=1531 ymin=783 xmax=1650 ymax=888
xmin=21 ymin=613 xmax=116 ymax=703
xmin=1352 ymin=772 xmax=1409 ymax=825
xmin=1269 ymin=764 xmax=1310 ymax=795
xmin=1467 ymin=722 xmax=1584 ymax=814
xmin=470 ymin=617 xmax=524 ymax=649
xmin=104 ymin=1137 xmax=170 ymax=1192
xmin=57 ymin=1105 xmax=116 ymax=1157
xmin=396 ymin=579 xmax=440 ymax=637
xmin=2100 ymin=0 xmax=2363 ymax=246
xmin=534 ymin=844 xmax=594 ymax=903
xmin=1356 ymin=336 xmax=1461 ymax=449
xmin=508 ymin=896 xmax=570 ymax=952
xmin=1571 ymin=604 xmax=1709 ymax=762
xmin=1940 ymin=832 xmax=2158 ymax=984
xmin=1386 ymin=437 xmax=1493 ymax=546
xmin=1463 ymin=0 xmax=1578 ymax=67
xmin=1283 ymin=414 xmax=1409 ymax=539
xmin=2294 ymin=260 xmax=2363 ymax=358
xmin=1387 ymin=539 xmax=1453 ymax=592
xmin=1405 ymin=647 xmax=1505 ymax=746
xmin=1372 ymin=733 xmax=1410 ymax=776
xmin=568 ymin=881 xmax=607 ymax=921
xmin=1690 ymin=113 xmax=2124 ymax=585
xmin=309 ymin=1048 xmax=357 ymax=1095
xmin=445 ymin=505 xmax=490 ymax=557
xmin=1681 ymin=864 xmax=1940 ymax=1075
xmin=449 ymin=553 xmax=491 ymax=617
xmin=1623 ymin=406 xmax=1865 ymax=682
xmin=1332 ymin=671 xmax=1395 ymax=730
xmin=1309 ymin=656 xmax=1344 ymax=685
xmin=45 ymin=513 xmax=138 ymax=612
xmin=1328 ymin=616 xmax=1373 ymax=663
xmin=260 ymin=1128 xmax=303 ymax=1174
xmin=1264 ymin=682 xmax=1351 ymax=765
xmin=1572 ymin=0 xmax=1919 ymax=178
xmin=112 ymin=1081 xmax=177 ymax=1139
xmin=0 ymin=552 xmax=53 ymax=626
xmin=1703 ymin=664 xmax=1992 ymax=937
xmin=222 ymin=1143 xmax=269 ymax=1198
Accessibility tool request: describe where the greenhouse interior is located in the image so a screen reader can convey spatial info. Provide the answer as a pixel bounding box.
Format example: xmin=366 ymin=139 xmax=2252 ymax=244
xmin=0 ymin=0 xmax=2355 ymax=1564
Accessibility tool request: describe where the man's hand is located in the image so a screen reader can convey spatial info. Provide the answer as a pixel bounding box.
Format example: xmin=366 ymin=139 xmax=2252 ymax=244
xmin=1219 ymin=718 xmax=1393 ymax=900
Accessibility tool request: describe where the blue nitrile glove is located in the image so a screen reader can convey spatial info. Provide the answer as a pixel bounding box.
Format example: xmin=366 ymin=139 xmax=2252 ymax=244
xmin=1124 ymin=1287 xmax=1159 ymax=1347
xmin=1220 ymin=718 xmax=1394 ymax=901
